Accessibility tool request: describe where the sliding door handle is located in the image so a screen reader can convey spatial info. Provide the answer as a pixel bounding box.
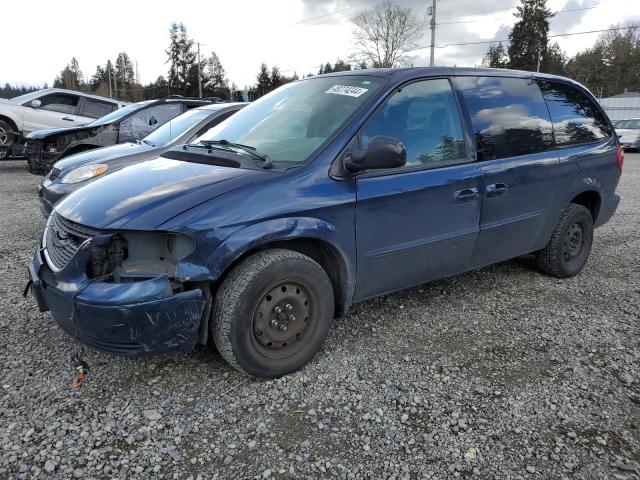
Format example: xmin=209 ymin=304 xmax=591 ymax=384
xmin=486 ymin=183 xmax=508 ymax=197
xmin=454 ymin=187 xmax=479 ymax=203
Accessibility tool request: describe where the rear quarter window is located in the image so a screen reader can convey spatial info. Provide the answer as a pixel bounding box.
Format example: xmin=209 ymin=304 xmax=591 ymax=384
xmin=538 ymin=80 xmax=611 ymax=146
xmin=453 ymin=76 xmax=554 ymax=161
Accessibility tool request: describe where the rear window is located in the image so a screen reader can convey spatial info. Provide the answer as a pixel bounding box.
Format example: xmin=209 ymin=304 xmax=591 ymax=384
xmin=79 ymin=98 xmax=118 ymax=119
xmin=538 ymin=80 xmax=611 ymax=147
xmin=453 ymin=76 xmax=553 ymax=161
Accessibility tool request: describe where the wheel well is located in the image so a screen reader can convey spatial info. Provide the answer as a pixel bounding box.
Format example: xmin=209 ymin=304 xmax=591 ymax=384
xmin=0 ymin=115 xmax=19 ymax=135
xmin=570 ymin=191 xmax=601 ymax=222
xmin=212 ymin=238 xmax=349 ymax=319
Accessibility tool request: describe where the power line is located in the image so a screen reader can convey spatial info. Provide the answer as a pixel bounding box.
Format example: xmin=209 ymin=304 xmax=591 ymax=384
xmin=291 ymin=5 xmax=355 ymax=25
xmin=410 ymin=24 xmax=639 ymax=53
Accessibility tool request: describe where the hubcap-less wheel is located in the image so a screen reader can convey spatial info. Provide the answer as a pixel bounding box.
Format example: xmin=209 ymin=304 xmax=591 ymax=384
xmin=563 ymin=221 xmax=584 ymax=261
xmin=0 ymin=127 xmax=8 ymax=160
xmin=252 ymin=282 xmax=313 ymax=359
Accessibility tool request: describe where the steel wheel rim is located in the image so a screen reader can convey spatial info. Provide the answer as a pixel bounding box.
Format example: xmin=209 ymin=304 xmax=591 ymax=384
xmin=251 ymin=280 xmax=315 ymax=360
xmin=563 ymin=221 xmax=584 ymax=262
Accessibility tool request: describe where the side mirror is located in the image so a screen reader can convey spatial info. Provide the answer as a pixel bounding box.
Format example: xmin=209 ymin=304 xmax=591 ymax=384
xmin=30 ymin=99 xmax=42 ymax=108
xmin=343 ymin=135 xmax=406 ymax=173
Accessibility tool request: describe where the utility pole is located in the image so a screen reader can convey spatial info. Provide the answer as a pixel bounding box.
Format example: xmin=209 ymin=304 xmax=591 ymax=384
xmin=197 ymin=42 xmax=203 ymax=98
xmin=429 ymin=0 xmax=437 ymax=67
xmin=536 ymin=42 xmax=542 ymax=72
xmin=107 ymin=62 xmax=112 ymax=98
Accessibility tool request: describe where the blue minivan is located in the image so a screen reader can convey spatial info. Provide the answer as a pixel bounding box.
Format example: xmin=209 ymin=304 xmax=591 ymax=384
xmin=28 ymin=68 xmax=623 ymax=378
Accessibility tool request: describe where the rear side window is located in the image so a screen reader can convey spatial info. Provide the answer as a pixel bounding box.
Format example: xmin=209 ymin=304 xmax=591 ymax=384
xmin=80 ymin=98 xmax=117 ymax=119
xmin=453 ymin=76 xmax=553 ymax=161
xmin=538 ymin=80 xmax=611 ymax=146
xmin=119 ymin=103 xmax=185 ymax=142
xmin=361 ymin=78 xmax=466 ymax=167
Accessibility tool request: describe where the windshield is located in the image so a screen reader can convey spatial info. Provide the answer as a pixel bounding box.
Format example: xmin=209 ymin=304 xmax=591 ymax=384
xmin=197 ymin=76 xmax=385 ymax=165
xmin=143 ymin=108 xmax=212 ymax=146
xmin=87 ymin=102 xmax=151 ymax=126
xmin=615 ymin=119 xmax=640 ymax=129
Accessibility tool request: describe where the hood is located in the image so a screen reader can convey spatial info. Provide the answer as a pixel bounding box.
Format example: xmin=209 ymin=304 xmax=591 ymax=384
xmin=53 ymin=142 xmax=150 ymax=172
xmin=55 ymin=156 xmax=271 ymax=230
xmin=27 ymin=124 xmax=96 ymax=140
xmin=616 ymin=128 xmax=640 ymax=137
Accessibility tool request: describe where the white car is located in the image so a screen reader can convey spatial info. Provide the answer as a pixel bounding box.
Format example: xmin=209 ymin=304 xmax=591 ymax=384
xmin=0 ymin=88 xmax=128 ymax=159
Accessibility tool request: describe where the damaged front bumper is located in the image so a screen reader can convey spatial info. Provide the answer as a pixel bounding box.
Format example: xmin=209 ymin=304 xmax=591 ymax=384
xmin=28 ymin=243 xmax=207 ymax=356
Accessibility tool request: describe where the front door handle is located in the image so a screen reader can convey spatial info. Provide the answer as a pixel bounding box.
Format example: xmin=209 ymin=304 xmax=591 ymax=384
xmin=486 ymin=183 xmax=508 ymax=197
xmin=454 ymin=187 xmax=479 ymax=203
xmin=62 ymin=117 xmax=74 ymax=122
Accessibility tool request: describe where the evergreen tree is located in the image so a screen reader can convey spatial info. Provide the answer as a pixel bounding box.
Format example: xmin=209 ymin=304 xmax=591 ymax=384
xmin=203 ymin=51 xmax=230 ymax=100
xmin=166 ymin=22 xmax=196 ymax=96
xmin=482 ymin=42 xmax=508 ymax=68
xmin=332 ymin=59 xmax=352 ymax=72
xmin=54 ymin=57 xmax=84 ymax=90
xmin=270 ymin=66 xmax=284 ymax=89
xmin=507 ymin=0 xmax=553 ymax=71
xmin=256 ymin=63 xmax=271 ymax=96
xmin=323 ymin=62 xmax=333 ymax=74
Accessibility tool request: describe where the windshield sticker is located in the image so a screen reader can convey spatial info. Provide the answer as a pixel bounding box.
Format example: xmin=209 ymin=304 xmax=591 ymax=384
xmin=325 ymin=85 xmax=369 ymax=97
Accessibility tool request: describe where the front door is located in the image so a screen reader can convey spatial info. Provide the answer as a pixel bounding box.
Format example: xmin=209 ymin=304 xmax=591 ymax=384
xmin=354 ymin=78 xmax=481 ymax=300
xmin=22 ymin=92 xmax=81 ymax=133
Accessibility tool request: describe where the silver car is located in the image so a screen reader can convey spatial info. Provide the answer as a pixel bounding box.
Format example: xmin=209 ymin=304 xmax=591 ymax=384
xmin=614 ymin=118 xmax=640 ymax=150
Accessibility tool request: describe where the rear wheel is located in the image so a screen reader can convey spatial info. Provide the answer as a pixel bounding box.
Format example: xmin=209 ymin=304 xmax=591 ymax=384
xmin=213 ymin=249 xmax=334 ymax=378
xmin=535 ymin=203 xmax=593 ymax=278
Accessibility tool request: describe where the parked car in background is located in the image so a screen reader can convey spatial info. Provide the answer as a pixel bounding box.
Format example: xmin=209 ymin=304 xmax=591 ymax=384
xmin=37 ymin=102 xmax=246 ymax=217
xmin=613 ymin=118 xmax=640 ymax=150
xmin=24 ymin=96 xmax=222 ymax=174
xmin=0 ymin=88 xmax=128 ymax=160
xmin=28 ymin=68 xmax=622 ymax=379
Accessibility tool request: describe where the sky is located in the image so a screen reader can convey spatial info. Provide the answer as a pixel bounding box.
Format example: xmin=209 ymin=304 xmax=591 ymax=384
xmin=1 ymin=0 xmax=638 ymax=90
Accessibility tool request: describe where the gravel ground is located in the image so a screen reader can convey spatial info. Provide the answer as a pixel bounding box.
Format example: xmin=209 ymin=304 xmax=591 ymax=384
xmin=0 ymin=155 xmax=638 ymax=480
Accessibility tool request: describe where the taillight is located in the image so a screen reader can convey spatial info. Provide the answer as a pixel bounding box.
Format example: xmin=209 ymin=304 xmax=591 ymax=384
xmin=616 ymin=146 xmax=624 ymax=173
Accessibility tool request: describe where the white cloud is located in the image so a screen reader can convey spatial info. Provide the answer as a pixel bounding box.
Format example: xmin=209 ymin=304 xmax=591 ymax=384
xmin=2 ymin=0 xmax=638 ymax=89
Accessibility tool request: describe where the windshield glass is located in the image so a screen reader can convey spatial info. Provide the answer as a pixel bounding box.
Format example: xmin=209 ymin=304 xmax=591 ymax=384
xmin=616 ymin=119 xmax=640 ymax=129
xmin=197 ymin=76 xmax=385 ymax=165
xmin=143 ymin=108 xmax=212 ymax=146
xmin=87 ymin=102 xmax=151 ymax=126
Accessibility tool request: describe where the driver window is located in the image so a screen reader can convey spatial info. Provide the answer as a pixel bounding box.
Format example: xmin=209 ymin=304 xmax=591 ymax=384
xmin=361 ymin=78 xmax=466 ymax=167
xmin=119 ymin=104 xmax=184 ymax=142
xmin=38 ymin=94 xmax=79 ymax=115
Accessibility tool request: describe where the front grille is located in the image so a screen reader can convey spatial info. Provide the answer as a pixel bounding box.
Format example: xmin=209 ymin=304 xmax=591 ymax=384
xmin=49 ymin=168 xmax=61 ymax=180
xmin=44 ymin=212 xmax=101 ymax=270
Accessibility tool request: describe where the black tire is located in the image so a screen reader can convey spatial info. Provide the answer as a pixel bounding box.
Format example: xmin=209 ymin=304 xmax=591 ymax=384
xmin=0 ymin=120 xmax=14 ymax=160
xmin=535 ymin=203 xmax=594 ymax=278
xmin=27 ymin=156 xmax=43 ymax=175
xmin=213 ymin=249 xmax=334 ymax=378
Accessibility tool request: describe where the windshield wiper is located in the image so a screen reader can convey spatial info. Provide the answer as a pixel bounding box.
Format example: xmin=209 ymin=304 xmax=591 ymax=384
xmin=199 ymin=139 xmax=273 ymax=169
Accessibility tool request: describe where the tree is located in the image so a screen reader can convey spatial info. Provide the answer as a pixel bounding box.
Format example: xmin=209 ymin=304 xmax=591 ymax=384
xmin=53 ymin=57 xmax=84 ymax=90
xmin=333 ymin=59 xmax=352 ymax=72
xmin=566 ymin=25 xmax=640 ymax=97
xmin=203 ymin=51 xmax=230 ymax=100
xmin=256 ymin=63 xmax=271 ymax=96
xmin=166 ymin=22 xmax=197 ymax=96
xmin=507 ymin=0 xmax=553 ymax=71
xmin=482 ymin=42 xmax=508 ymax=68
xmin=351 ymin=1 xmax=422 ymax=68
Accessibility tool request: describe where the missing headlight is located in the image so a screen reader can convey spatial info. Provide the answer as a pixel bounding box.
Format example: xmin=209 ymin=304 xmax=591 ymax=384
xmin=88 ymin=234 xmax=128 ymax=278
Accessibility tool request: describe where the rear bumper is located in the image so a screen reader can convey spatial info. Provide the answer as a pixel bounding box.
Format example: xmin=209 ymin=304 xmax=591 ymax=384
xmin=595 ymin=191 xmax=620 ymax=228
xmin=28 ymin=247 xmax=207 ymax=356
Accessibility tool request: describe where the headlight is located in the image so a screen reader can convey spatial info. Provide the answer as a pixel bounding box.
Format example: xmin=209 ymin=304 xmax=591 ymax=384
xmin=61 ymin=164 xmax=108 ymax=184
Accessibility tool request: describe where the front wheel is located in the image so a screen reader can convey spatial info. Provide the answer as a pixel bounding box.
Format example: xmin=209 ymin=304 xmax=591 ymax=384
xmin=0 ymin=120 xmax=14 ymax=160
xmin=535 ymin=203 xmax=594 ymax=278
xmin=213 ymin=249 xmax=334 ymax=378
